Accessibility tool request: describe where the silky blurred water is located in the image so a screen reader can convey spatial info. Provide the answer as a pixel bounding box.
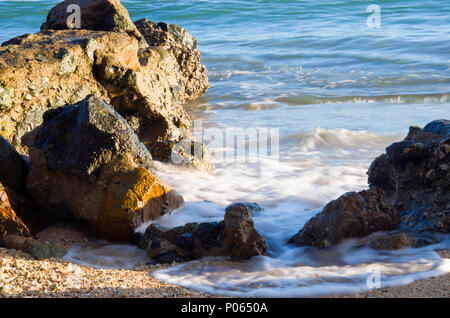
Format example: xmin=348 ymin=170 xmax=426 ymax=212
xmin=1 ymin=0 xmax=449 ymax=296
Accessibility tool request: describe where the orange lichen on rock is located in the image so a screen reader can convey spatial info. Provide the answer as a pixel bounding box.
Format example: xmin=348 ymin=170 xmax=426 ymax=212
xmin=98 ymin=168 xmax=183 ymax=241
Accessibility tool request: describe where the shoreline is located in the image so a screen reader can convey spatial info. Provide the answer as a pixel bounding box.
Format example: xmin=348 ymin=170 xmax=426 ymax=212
xmin=1 ymin=247 xmax=448 ymax=298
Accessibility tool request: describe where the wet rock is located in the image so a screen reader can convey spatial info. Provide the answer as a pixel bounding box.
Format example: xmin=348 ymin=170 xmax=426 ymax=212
xmin=41 ymin=0 xmax=146 ymax=46
xmin=138 ymin=205 xmax=266 ymax=264
xmin=368 ymin=119 xmax=449 ymax=233
xmin=367 ymin=232 xmax=415 ymax=250
xmin=226 ymin=202 xmax=264 ymax=216
xmin=0 ymin=182 xmax=30 ymax=240
xmin=289 ymin=188 xmax=399 ymax=248
xmin=0 ymin=135 xmax=28 ymax=193
xmin=224 ymin=203 xmax=267 ymax=259
xmin=26 ymin=95 xmax=183 ymax=241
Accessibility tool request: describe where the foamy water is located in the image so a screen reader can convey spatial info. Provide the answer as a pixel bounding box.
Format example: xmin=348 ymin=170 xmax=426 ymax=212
xmin=64 ymin=102 xmax=450 ymax=296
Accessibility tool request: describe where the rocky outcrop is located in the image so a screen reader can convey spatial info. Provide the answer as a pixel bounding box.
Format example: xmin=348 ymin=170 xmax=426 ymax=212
xmin=1 ymin=0 xmax=211 ymax=172
xmin=368 ymin=120 xmax=449 ymax=233
xmin=290 ymin=119 xmax=449 ymax=249
xmin=137 ymin=204 xmax=266 ymax=264
xmin=41 ymin=0 xmax=146 ymax=47
xmin=0 ymin=135 xmax=28 ymax=193
xmin=0 ymin=182 xmax=30 ymax=240
xmin=289 ymin=188 xmax=399 ymax=248
xmin=26 ymin=95 xmax=183 ymax=241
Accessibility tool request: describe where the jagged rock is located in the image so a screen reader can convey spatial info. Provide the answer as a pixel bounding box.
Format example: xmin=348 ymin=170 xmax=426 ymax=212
xmin=289 ymin=188 xmax=399 ymax=248
xmin=1 ymin=25 xmax=211 ymax=171
xmin=26 ymin=95 xmax=183 ymax=241
xmin=224 ymin=203 xmax=267 ymax=258
xmin=0 ymin=135 xmax=28 ymax=193
xmin=138 ymin=205 xmax=266 ymax=264
xmin=0 ymin=182 xmax=30 ymax=240
xmin=367 ymin=232 xmax=415 ymax=250
xmin=368 ymin=119 xmax=449 ymax=233
xmin=134 ymin=18 xmax=209 ymax=104
xmin=41 ymin=0 xmax=146 ymax=47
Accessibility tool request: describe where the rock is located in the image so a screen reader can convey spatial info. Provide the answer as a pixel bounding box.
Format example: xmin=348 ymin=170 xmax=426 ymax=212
xmin=1 ymin=234 xmax=28 ymax=250
xmin=224 ymin=203 xmax=267 ymax=259
xmin=1 ymin=26 xmax=211 ymax=171
xmin=138 ymin=205 xmax=266 ymax=263
xmin=0 ymin=135 xmax=28 ymax=193
xmin=35 ymin=223 xmax=91 ymax=249
xmin=97 ymin=168 xmax=184 ymax=241
xmin=289 ymin=188 xmax=399 ymax=248
xmin=41 ymin=0 xmax=146 ymax=47
xmin=2 ymin=182 xmax=53 ymax=235
xmin=23 ymin=238 xmax=67 ymax=260
xmin=368 ymin=119 xmax=449 ymax=233
xmin=226 ymin=202 xmax=264 ymax=216
xmin=0 ymin=182 xmax=30 ymax=240
xmin=26 ymin=95 xmax=183 ymax=241
xmin=134 ymin=18 xmax=209 ymax=104
xmin=367 ymin=232 xmax=415 ymax=250
xmin=140 ymin=222 xmax=224 ymax=264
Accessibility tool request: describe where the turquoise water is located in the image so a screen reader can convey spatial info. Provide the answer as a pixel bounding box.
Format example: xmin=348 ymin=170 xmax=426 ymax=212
xmin=2 ymin=1 xmax=450 ymax=296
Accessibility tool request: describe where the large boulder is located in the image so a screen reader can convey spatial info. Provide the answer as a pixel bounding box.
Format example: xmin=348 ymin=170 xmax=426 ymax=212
xmin=1 ymin=14 xmax=211 ymax=171
xmin=26 ymin=95 xmax=183 ymax=241
xmin=0 ymin=182 xmax=30 ymax=241
xmin=368 ymin=119 xmax=449 ymax=233
xmin=41 ymin=0 xmax=145 ymax=46
xmin=289 ymin=188 xmax=399 ymax=248
xmin=137 ymin=204 xmax=266 ymax=264
xmin=0 ymin=135 xmax=28 ymax=193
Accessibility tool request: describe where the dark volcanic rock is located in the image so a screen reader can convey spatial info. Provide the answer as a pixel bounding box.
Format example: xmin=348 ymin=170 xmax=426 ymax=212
xmin=289 ymin=188 xmax=399 ymax=248
xmin=368 ymin=119 xmax=450 ymax=233
xmin=26 ymin=95 xmax=183 ymax=241
xmin=0 ymin=135 xmax=28 ymax=193
xmin=138 ymin=204 xmax=266 ymax=264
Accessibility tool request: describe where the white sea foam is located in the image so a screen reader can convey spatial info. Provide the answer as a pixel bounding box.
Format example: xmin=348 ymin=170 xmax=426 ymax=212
xmin=66 ymin=122 xmax=450 ymax=297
